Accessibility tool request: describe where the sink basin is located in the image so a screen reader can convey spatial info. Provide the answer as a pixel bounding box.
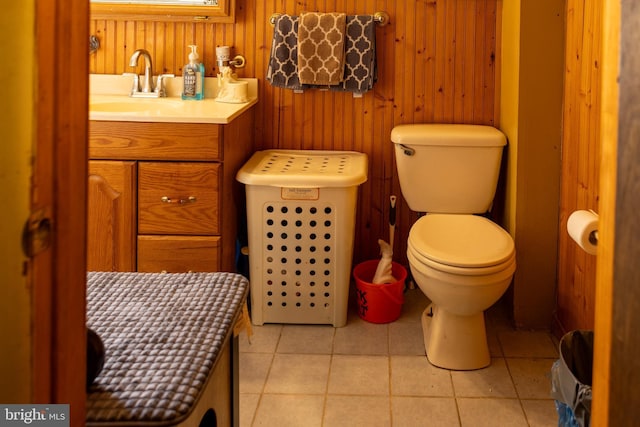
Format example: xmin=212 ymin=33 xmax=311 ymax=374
xmin=90 ymin=99 xmax=184 ymax=113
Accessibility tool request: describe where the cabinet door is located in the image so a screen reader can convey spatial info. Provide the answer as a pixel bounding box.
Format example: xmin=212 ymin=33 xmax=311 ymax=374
xmin=87 ymin=161 xmax=136 ymax=271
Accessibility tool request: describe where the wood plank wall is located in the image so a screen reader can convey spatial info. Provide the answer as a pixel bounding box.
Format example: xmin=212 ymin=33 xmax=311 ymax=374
xmin=556 ymin=0 xmax=602 ymax=333
xmin=89 ymin=0 xmax=498 ymax=265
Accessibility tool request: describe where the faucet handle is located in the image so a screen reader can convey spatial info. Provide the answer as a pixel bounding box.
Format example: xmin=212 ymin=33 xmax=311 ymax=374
xmin=122 ymin=72 xmax=140 ymax=95
xmin=154 ymin=74 xmax=175 ymax=97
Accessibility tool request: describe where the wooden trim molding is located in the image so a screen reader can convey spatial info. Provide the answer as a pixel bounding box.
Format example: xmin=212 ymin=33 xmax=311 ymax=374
xmin=592 ymin=0 xmax=618 ymax=424
xmin=90 ymin=0 xmax=235 ymax=22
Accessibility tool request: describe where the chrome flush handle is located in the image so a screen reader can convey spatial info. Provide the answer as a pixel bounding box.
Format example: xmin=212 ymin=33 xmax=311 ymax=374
xmin=399 ymin=144 xmax=415 ymax=156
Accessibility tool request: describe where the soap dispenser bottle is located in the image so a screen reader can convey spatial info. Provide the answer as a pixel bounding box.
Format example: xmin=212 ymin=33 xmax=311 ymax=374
xmin=182 ymin=45 xmax=205 ymax=100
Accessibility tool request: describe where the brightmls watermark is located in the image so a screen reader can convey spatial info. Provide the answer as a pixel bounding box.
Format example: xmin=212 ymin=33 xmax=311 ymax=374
xmin=1 ymin=405 xmax=69 ymax=426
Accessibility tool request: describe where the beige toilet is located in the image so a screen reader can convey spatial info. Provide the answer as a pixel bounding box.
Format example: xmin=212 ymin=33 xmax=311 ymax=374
xmin=392 ymin=124 xmax=516 ymax=370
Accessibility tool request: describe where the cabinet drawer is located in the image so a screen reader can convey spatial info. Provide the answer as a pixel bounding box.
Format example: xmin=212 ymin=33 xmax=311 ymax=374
xmin=138 ymin=162 xmax=219 ymax=235
xmin=90 ymin=121 xmax=221 ymax=161
xmin=137 ymin=235 xmax=221 ymax=272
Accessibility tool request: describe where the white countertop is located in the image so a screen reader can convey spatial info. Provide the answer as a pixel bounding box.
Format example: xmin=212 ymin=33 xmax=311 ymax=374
xmin=89 ymin=74 xmax=258 ymax=124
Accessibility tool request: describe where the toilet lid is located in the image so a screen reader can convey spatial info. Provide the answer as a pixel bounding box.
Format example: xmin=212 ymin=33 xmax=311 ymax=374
xmin=408 ymin=214 xmax=515 ymax=268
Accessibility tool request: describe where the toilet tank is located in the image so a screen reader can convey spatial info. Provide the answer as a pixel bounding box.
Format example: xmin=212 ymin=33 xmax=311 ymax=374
xmin=391 ymin=124 xmax=507 ymax=213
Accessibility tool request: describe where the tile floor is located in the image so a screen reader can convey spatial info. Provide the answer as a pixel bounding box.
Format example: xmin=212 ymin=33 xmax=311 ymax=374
xmin=238 ymin=288 xmax=560 ymax=427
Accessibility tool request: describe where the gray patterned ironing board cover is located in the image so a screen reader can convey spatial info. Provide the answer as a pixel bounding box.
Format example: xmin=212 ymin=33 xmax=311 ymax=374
xmin=86 ymin=271 xmax=248 ymax=426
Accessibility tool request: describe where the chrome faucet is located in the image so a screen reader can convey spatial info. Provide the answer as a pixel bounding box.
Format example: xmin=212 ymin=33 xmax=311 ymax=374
xmin=129 ymin=49 xmax=154 ymax=93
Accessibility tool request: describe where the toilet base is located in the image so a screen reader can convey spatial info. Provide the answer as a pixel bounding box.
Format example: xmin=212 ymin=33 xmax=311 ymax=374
xmin=421 ymin=304 xmax=491 ymax=370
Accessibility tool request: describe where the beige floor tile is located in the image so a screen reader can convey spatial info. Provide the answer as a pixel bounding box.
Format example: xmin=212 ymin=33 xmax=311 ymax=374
xmin=263 ymin=353 xmax=330 ymax=394
xmin=240 ymin=324 xmax=283 ymax=353
xmin=521 ymin=399 xmax=558 ymax=427
xmin=239 ymin=393 xmax=260 ymax=427
xmin=324 ymin=395 xmax=391 ymax=427
xmin=391 ymin=396 xmax=460 ymax=427
xmin=390 ymin=355 xmax=454 ymax=397
xmin=389 ymin=320 xmax=425 ymax=355
xmin=457 ymin=398 xmax=528 ymax=427
xmin=334 ymin=317 xmax=389 ymax=355
xmin=252 ymin=394 xmax=324 ymax=427
xmin=239 ymin=353 xmax=274 ymax=394
xmin=451 ymin=358 xmax=517 ymax=398
xmin=507 ymin=358 xmax=555 ymax=399
xmin=276 ymin=324 xmax=335 ymax=354
xmin=499 ymin=330 xmax=558 ymax=358
xmin=328 ymin=355 xmax=390 ymax=395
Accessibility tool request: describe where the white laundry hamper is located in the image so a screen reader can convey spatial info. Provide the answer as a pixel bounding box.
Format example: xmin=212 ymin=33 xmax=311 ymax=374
xmin=236 ymin=150 xmax=368 ymax=327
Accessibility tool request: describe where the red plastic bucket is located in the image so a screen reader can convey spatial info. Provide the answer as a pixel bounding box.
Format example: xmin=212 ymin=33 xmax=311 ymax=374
xmin=353 ymin=260 xmax=407 ymax=323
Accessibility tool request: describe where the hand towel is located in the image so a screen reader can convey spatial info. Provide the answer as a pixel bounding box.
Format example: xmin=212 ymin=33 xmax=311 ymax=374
xmin=334 ymin=15 xmax=377 ymax=95
xmin=297 ymin=12 xmax=347 ymax=86
xmin=266 ymin=14 xmax=306 ymax=90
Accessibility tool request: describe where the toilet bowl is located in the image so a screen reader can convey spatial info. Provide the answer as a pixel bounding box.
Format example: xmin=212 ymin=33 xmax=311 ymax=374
xmin=391 ymin=123 xmax=515 ymax=370
xmin=407 ymin=214 xmax=515 ymax=370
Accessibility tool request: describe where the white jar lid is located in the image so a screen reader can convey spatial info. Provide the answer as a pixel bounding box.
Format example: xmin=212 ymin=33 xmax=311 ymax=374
xmin=408 ymin=214 xmax=514 ymax=268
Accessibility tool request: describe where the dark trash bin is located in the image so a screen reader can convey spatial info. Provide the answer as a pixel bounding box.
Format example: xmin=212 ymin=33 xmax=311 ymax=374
xmin=550 ymin=330 xmax=593 ymax=427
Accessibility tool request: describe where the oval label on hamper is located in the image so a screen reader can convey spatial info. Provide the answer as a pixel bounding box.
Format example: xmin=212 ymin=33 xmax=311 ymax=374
xmin=281 ymin=187 xmax=320 ymax=200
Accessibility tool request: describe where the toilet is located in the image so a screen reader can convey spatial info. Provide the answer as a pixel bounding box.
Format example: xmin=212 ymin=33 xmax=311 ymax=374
xmin=391 ymin=124 xmax=516 ymax=370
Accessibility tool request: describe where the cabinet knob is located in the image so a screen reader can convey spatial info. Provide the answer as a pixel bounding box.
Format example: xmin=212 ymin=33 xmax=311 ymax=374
xmin=161 ymin=196 xmax=197 ymax=204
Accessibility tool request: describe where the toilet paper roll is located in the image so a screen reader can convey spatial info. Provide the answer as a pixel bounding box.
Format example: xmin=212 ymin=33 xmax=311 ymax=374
xmin=567 ymin=210 xmax=599 ymax=255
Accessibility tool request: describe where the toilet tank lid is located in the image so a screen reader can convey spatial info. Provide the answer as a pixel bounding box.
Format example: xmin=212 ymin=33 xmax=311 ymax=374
xmin=391 ymin=124 xmax=506 ymax=147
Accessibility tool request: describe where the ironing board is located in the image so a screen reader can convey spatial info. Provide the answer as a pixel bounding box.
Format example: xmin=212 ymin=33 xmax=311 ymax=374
xmin=85 ymin=271 xmax=248 ymax=426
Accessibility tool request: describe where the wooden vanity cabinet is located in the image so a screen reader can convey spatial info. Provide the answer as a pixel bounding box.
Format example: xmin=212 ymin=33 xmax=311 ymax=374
xmin=87 ymin=109 xmax=253 ymax=273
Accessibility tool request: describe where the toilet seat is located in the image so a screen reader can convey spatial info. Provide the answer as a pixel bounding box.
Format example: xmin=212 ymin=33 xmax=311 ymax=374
xmin=408 ymin=214 xmax=515 ymax=276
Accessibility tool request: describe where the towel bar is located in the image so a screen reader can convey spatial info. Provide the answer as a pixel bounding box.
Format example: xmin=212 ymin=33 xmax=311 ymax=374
xmin=269 ymin=11 xmax=389 ymax=26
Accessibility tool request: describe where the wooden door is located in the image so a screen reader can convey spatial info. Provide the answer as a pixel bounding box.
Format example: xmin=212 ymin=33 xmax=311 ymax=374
xmin=88 ymin=161 xmax=137 ymax=271
xmin=33 ymin=0 xmax=88 ymax=424
xmin=593 ymin=0 xmax=640 ymax=425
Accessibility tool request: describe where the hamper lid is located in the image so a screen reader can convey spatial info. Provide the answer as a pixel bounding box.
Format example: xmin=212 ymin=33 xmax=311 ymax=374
xmin=408 ymin=214 xmax=514 ymax=268
xmin=236 ymin=149 xmax=368 ymax=188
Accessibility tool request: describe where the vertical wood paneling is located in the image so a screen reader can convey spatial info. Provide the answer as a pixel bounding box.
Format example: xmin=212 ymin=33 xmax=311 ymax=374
xmin=556 ymin=0 xmax=602 ymax=332
xmin=89 ymin=0 xmax=498 ymax=265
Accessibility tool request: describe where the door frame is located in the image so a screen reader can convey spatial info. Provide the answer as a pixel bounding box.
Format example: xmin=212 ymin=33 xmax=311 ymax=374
xmin=33 ymin=1 xmax=89 ymax=423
